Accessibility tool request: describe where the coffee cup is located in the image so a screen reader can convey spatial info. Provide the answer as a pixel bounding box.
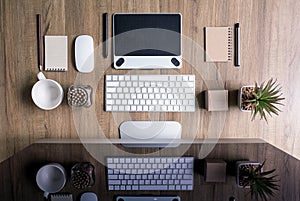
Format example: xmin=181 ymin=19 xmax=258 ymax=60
xmin=36 ymin=163 xmax=67 ymax=198
xmin=31 ymin=72 xmax=63 ymax=110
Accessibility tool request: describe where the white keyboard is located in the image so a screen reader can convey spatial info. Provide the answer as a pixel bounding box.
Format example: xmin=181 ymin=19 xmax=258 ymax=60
xmin=106 ymin=156 xmax=194 ymax=191
xmin=105 ymin=74 xmax=195 ymax=112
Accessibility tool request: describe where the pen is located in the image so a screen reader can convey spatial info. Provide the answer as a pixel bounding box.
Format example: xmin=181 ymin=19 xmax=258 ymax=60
xmin=36 ymin=14 xmax=43 ymax=71
xmin=103 ymin=13 xmax=108 ymax=58
xmin=234 ymin=23 xmax=240 ymax=67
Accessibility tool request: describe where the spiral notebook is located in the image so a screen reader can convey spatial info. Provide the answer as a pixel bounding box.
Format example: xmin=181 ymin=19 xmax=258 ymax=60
xmin=45 ymin=35 xmax=68 ymax=71
xmin=204 ymin=27 xmax=232 ymax=62
xmin=50 ymin=193 xmax=73 ymax=201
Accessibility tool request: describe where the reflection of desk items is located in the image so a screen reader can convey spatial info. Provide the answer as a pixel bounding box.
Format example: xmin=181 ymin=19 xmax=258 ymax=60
xmin=80 ymin=192 xmax=98 ymax=201
xmin=204 ymin=27 xmax=232 ymax=62
xmin=107 ymin=156 xmax=193 ymax=190
xmin=116 ymin=196 xmax=181 ymax=201
xmin=50 ymin=194 xmax=73 ymax=201
xmin=44 ymin=36 xmax=68 ymax=71
xmin=113 ymin=13 xmax=182 ymax=69
xmin=71 ymin=162 xmax=95 ymax=189
xmin=205 ymin=90 xmax=228 ymax=111
xmin=204 ymin=159 xmax=226 ymax=183
xmin=119 ymin=121 xmax=181 ymax=147
xmin=105 ymin=74 xmax=195 ymax=112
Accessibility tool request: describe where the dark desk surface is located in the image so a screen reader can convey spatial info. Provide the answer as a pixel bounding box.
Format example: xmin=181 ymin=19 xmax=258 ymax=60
xmin=1 ymin=142 xmax=299 ymax=201
xmin=1 ymin=0 xmax=300 ymax=163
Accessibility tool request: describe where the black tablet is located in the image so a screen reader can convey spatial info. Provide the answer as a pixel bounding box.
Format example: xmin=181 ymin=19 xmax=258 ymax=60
xmin=113 ymin=13 xmax=182 ymax=69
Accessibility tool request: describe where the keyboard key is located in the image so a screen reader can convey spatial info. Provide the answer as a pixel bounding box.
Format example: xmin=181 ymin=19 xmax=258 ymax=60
xmin=107 ymin=81 xmax=119 ymax=87
xmin=108 ymin=180 xmax=121 ymax=185
xmin=139 ymin=185 xmax=168 ymax=190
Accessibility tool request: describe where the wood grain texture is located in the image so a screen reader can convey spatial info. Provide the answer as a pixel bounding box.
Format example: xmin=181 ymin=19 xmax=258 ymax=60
xmin=1 ymin=0 xmax=300 ymax=162
xmin=1 ymin=142 xmax=300 ymax=201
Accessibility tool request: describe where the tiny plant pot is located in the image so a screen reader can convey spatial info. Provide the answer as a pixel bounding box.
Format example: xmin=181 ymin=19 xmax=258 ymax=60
xmin=238 ymin=86 xmax=255 ymax=112
xmin=236 ymin=161 xmax=262 ymax=188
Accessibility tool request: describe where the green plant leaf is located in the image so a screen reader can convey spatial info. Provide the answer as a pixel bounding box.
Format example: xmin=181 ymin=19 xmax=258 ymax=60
xmin=248 ymin=78 xmax=285 ymax=122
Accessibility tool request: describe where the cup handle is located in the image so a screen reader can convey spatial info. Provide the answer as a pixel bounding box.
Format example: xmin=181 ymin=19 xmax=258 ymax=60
xmin=43 ymin=191 xmax=49 ymax=199
xmin=37 ymin=72 xmax=46 ymax=80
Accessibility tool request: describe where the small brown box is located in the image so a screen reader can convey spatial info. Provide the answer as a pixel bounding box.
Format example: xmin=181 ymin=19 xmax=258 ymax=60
xmin=205 ymin=90 xmax=228 ymax=111
xmin=204 ymin=159 xmax=227 ymax=182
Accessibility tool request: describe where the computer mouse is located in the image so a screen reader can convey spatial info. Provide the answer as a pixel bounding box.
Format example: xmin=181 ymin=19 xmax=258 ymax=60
xmin=75 ymin=35 xmax=94 ymax=73
xmin=80 ymin=192 xmax=98 ymax=201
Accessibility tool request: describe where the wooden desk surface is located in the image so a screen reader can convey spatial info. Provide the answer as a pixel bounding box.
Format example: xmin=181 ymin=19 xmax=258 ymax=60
xmin=1 ymin=142 xmax=299 ymax=201
xmin=1 ymin=0 xmax=300 ymax=162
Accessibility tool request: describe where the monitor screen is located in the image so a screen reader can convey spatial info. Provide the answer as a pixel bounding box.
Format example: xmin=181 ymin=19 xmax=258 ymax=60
xmin=113 ymin=14 xmax=181 ymax=56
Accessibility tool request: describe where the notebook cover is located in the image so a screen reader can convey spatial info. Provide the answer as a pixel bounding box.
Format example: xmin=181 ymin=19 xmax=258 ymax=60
xmin=205 ymin=27 xmax=232 ymax=62
xmin=45 ymin=36 xmax=68 ymax=71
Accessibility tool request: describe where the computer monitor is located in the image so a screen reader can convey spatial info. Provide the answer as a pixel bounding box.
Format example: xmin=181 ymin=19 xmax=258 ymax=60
xmin=113 ymin=13 xmax=182 ymax=69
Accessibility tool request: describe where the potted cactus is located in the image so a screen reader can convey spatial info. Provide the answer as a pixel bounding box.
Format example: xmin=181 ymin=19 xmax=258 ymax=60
xmin=236 ymin=161 xmax=279 ymax=201
xmin=238 ymin=78 xmax=285 ymax=122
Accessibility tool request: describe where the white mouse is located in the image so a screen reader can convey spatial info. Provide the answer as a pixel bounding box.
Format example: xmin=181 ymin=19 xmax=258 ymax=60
xmin=80 ymin=192 xmax=98 ymax=201
xmin=75 ymin=35 xmax=94 ymax=73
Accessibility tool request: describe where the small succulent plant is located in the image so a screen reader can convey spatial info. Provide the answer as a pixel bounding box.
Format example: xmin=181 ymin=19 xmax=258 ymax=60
xmin=240 ymin=162 xmax=279 ymax=201
xmin=241 ymin=78 xmax=285 ymax=122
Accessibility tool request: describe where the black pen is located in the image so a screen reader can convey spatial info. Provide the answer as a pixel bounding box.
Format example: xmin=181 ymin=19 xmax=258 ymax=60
xmin=37 ymin=14 xmax=43 ymax=71
xmin=234 ymin=23 xmax=240 ymax=67
xmin=103 ymin=13 xmax=108 ymax=58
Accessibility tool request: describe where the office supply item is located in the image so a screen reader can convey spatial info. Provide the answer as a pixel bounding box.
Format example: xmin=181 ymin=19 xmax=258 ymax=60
xmin=103 ymin=13 xmax=108 ymax=58
xmin=36 ymin=14 xmax=43 ymax=71
xmin=50 ymin=194 xmax=73 ymax=201
xmin=105 ymin=74 xmax=195 ymax=112
xmin=67 ymin=85 xmax=93 ymax=107
xmin=204 ymin=159 xmax=226 ymax=182
xmin=106 ymin=156 xmax=194 ymax=191
xmin=44 ymin=35 xmax=68 ymax=71
xmin=116 ymin=196 xmax=181 ymax=201
xmin=113 ymin=13 xmax=182 ymax=69
xmin=234 ymin=23 xmax=240 ymax=66
xmin=75 ymin=35 xmax=94 ymax=73
xmin=71 ymin=162 xmax=95 ymax=189
xmin=204 ymin=90 xmax=228 ymax=111
xmin=36 ymin=163 xmax=67 ymax=198
xmin=204 ymin=27 xmax=232 ymax=62
xmin=119 ymin=121 xmax=181 ymax=147
xmin=80 ymin=192 xmax=98 ymax=201
xmin=31 ymin=72 xmax=64 ymax=110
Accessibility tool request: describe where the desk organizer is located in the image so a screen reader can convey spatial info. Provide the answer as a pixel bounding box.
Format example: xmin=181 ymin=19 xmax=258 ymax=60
xmin=67 ymin=85 xmax=92 ymax=107
xmin=71 ymin=162 xmax=95 ymax=189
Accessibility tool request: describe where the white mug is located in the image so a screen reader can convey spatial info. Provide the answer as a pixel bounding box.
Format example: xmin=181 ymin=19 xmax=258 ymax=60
xmin=36 ymin=163 xmax=67 ymax=198
xmin=31 ymin=72 xmax=63 ymax=110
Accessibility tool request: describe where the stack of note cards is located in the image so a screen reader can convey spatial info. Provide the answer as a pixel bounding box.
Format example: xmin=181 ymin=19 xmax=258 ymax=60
xmin=204 ymin=27 xmax=232 ymax=62
xmin=44 ymin=36 xmax=68 ymax=71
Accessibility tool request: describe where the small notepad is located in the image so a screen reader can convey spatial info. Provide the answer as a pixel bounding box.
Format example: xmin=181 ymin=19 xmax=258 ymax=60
xmin=50 ymin=193 xmax=73 ymax=201
xmin=45 ymin=36 xmax=68 ymax=71
xmin=205 ymin=27 xmax=232 ymax=62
